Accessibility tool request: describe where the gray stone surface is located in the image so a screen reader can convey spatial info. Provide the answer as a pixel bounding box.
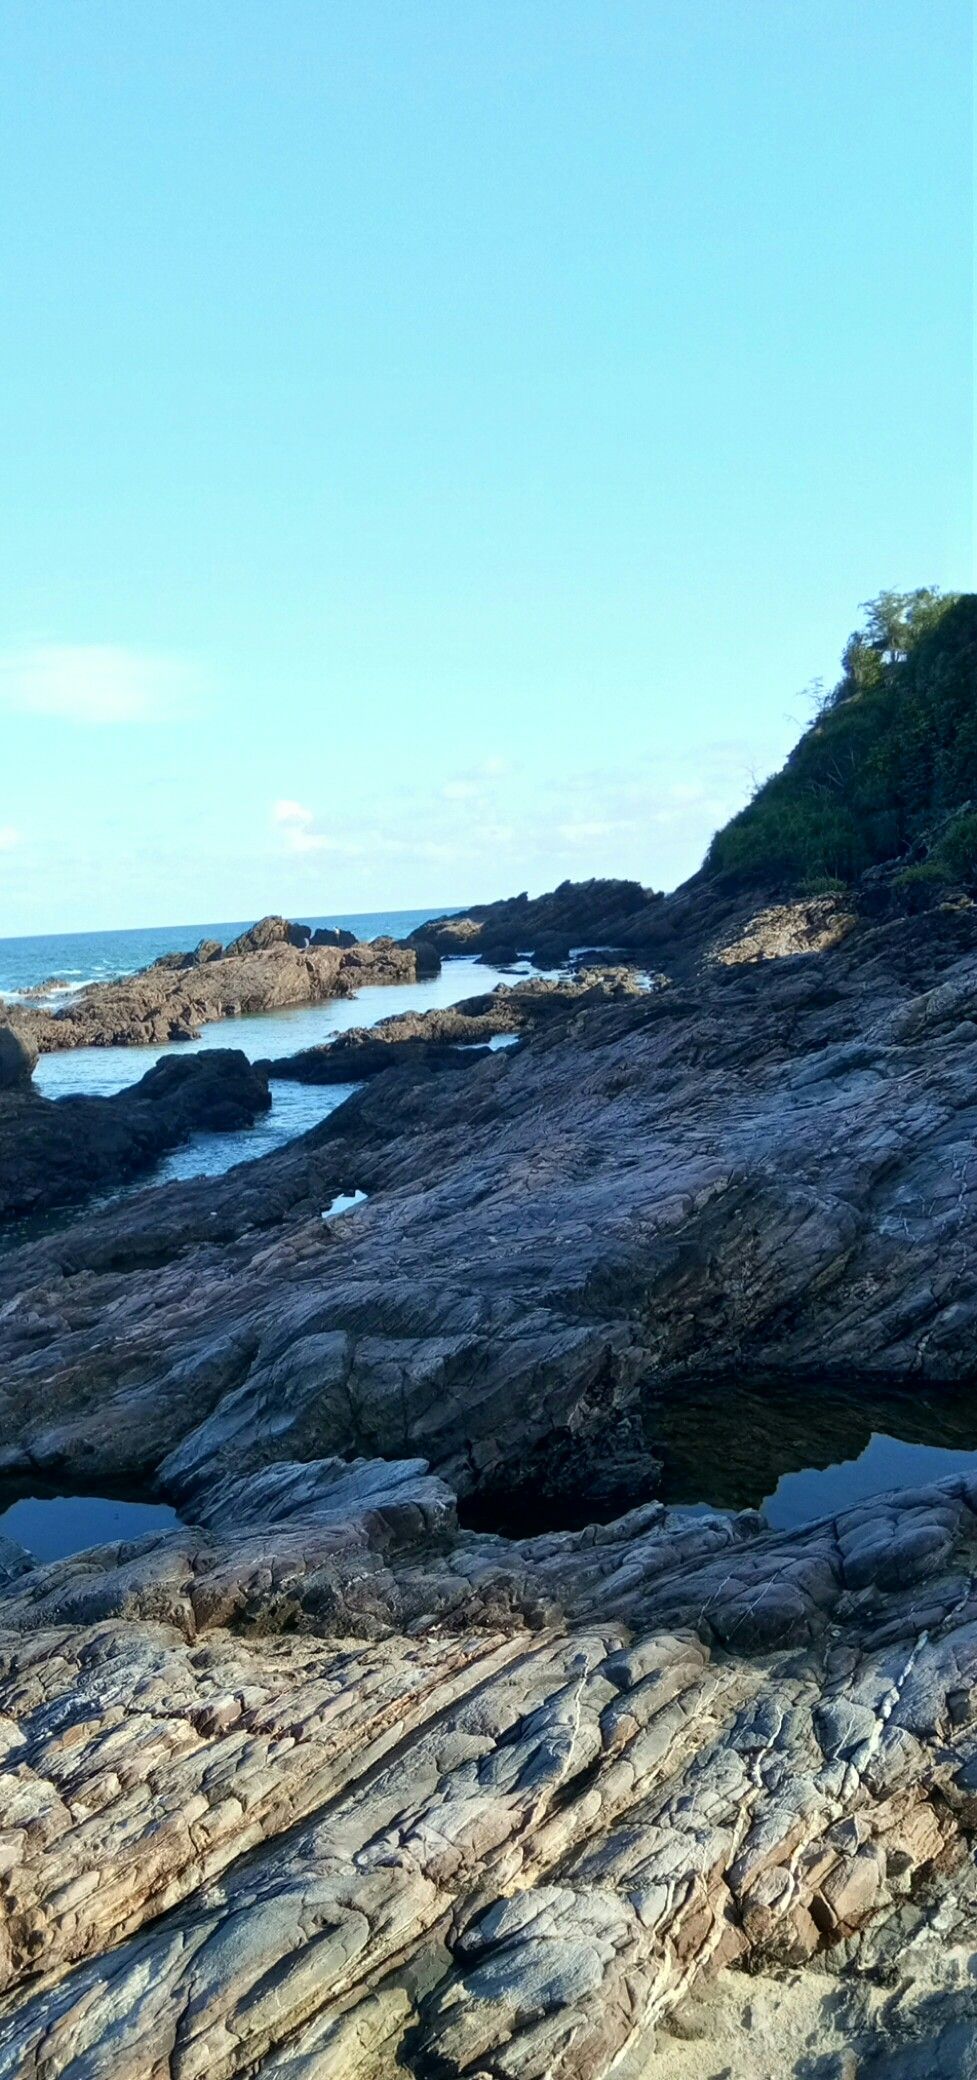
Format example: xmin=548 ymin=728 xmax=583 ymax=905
xmin=1 ymin=1460 xmax=977 ymax=2074
xmin=3 ymin=898 xmax=977 ymax=2071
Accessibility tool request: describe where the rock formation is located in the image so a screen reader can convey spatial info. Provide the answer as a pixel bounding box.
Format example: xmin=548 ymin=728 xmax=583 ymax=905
xmin=4 ymin=882 xmax=977 ymax=2072
xmin=5 ymin=900 xmax=977 ymax=1493
xmin=412 ymin=877 xmax=659 ymax=966
xmin=0 ymin=1448 xmax=976 ymax=2075
xmin=0 ymin=1047 xmax=271 ymax=1224
xmin=5 ymin=919 xmax=435 ymax=1052
xmin=0 ymin=1024 xmax=37 ymax=1091
xmin=259 ymin=969 xmax=650 ymax=1082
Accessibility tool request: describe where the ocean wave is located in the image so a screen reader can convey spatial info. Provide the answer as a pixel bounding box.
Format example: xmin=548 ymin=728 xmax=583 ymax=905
xmin=0 ymin=976 xmax=103 ymax=1005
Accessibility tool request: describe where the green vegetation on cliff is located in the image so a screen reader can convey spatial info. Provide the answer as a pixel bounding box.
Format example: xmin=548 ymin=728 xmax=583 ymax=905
xmin=708 ymin=589 xmax=977 ymax=886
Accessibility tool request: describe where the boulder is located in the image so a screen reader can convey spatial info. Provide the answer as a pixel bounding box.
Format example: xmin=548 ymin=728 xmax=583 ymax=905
xmin=309 ymin=926 xmax=357 ymax=949
xmin=0 ymin=1048 xmax=270 ymax=1224
xmin=0 ymin=1024 xmax=36 ymax=1090
xmin=225 ymin=915 xmax=311 ymax=956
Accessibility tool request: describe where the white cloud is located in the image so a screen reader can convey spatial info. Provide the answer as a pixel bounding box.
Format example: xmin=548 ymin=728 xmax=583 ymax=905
xmin=0 ymin=824 xmax=20 ymax=850
xmin=0 ymin=644 xmax=199 ymax=724
xmin=271 ymin=801 xmax=341 ymax=854
xmin=441 ymin=779 xmax=481 ymax=802
xmin=558 ymin=818 xmax=628 ymax=844
xmin=289 ymin=829 xmax=344 ymax=855
xmin=272 ymin=798 xmax=315 ymax=828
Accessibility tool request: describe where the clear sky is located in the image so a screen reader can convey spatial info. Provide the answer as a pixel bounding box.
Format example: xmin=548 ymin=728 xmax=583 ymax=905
xmin=0 ymin=1 xmax=972 ymax=934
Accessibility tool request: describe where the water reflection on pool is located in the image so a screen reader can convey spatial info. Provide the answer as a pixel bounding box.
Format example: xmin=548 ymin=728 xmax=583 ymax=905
xmin=761 ymin=1431 xmax=977 ymax=1529
xmin=646 ymin=1377 xmax=977 ymax=1531
xmin=0 ymin=1490 xmax=181 ymax=1563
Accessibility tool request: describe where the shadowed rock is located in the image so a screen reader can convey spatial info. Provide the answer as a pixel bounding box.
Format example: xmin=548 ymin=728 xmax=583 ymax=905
xmin=0 ymin=1047 xmax=271 ymax=1223
xmin=0 ymin=1024 xmax=36 ymax=1090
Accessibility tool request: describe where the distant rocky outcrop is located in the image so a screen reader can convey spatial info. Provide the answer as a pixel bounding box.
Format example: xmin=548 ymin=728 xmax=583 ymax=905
xmin=5 ymin=918 xmax=434 ymax=1052
xmin=0 ymin=1047 xmax=270 ymax=1223
xmin=412 ymin=876 xmax=659 ymax=966
xmin=224 ymin=914 xmax=311 ymax=956
xmin=309 ymin=924 xmax=357 ymax=949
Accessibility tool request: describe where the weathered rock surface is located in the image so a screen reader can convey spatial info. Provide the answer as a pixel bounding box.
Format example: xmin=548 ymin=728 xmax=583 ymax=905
xmin=417 ymin=876 xmax=874 ymax=981
xmin=6 ymin=919 xmax=432 ymax=1052
xmin=0 ymin=1048 xmax=271 ymax=1223
xmin=0 ymin=1025 xmax=36 ymax=1091
xmin=712 ymin=894 xmax=857 ymax=965
xmin=5 ymin=904 xmax=977 ymax=1493
xmin=1 ymin=1454 xmax=977 ymax=2075
xmin=4 ymin=897 xmax=977 ymax=2069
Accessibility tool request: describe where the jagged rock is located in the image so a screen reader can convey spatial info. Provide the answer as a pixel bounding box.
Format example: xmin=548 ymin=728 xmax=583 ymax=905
xmin=413 ymin=877 xmax=657 ymax=966
xmin=309 ymin=925 xmax=357 ymax=948
xmin=711 ymin=896 xmax=857 ymax=965
xmin=1 ymin=1462 xmax=977 ymax=2074
xmin=261 ymin=1035 xmax=495 ymax=1083
xmin=5 ymin=898 xmax=977 ymax=2069
xmin=225 ymin=913 xmax=312 ymax=955
xmin=8 ymin=906 xmax=977 ymax=1496
xmin=4 ymin=923 xmax=432 ymax=1052
xmin=259 ymin=970 xmax=649 ymax=1082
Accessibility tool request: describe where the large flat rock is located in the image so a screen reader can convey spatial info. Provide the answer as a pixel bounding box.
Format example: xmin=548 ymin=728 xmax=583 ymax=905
xmin=0 ymin=1457 xmax=976 ymax=2075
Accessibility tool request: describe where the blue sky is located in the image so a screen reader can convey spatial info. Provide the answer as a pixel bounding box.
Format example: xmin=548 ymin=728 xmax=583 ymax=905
xmin=0 ymin=1 xmax=972 ymax=933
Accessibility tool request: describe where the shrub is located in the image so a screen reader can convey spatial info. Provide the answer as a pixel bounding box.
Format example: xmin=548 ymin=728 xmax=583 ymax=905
xmin=707 ymin=589 xmax=974 ymax=887
xmin=935 ymin=809 xmax=977 ymax=885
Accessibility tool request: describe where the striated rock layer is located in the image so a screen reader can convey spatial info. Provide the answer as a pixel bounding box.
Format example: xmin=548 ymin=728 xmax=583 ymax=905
xmin=1 ymin=1454 xmax=977 ymax=2075
xmin=4 ymin=898 xmax=977 ymax=2070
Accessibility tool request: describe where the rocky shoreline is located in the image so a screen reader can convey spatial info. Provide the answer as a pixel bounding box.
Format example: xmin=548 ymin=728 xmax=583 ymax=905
xmin=0 ymin=1030 xmax=271 ymax=1224
xmin=6 ymin=913 xmax=437 ymax=1051
xmin=3 ymin=875 xmax=977 ymax=2073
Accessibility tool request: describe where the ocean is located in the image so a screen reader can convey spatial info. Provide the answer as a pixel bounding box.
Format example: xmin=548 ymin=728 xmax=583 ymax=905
xmin=0 ymin=905 xmax=521 ymax=1189
xmin=0 ymin=908 xmax=443 ymax=1000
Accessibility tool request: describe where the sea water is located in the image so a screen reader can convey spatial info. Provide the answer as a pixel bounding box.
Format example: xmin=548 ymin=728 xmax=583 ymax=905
xmin=0 ymin=906 xmax=524 ymax=1183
